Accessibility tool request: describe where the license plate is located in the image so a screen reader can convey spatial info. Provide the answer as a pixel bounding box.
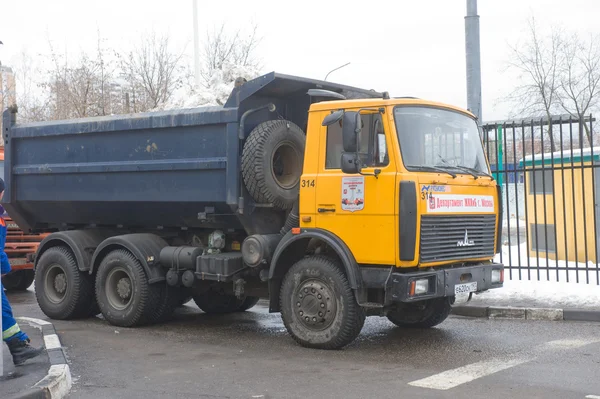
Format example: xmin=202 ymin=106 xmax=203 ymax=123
xmin=454 ymin=282 xmax=477 ymax=295
xmin=8 ymin=259 xmax=27 ymax=266
xmin=7 ymin=224 xmax=18 ymax=229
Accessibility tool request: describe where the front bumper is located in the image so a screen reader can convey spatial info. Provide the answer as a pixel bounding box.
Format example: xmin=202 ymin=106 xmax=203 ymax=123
xmin=385 ymin=263 xmax=503 ymax=304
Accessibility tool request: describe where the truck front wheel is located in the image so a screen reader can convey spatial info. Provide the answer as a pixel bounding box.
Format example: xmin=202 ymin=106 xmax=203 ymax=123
xmin=35 ymin=247 xmax=96 ymax=319
xmin=2 ymin=270 xmax=35 ymax=291
xmin=386 ymin=298 xmax=452 ymax=328
xmin=95 ymin=249 xmax=161 ymax=327
xmin=279 ymin=256 xmax=365 ymax=350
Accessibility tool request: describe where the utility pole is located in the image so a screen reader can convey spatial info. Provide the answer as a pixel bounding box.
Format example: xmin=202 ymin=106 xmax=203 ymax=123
xmin=193 ymin=0 xmax=201 ymax=88
xmin=465 ymin=0 xmax=482 ymax=122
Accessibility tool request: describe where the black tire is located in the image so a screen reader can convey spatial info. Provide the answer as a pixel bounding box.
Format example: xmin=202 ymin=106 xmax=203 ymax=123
xmin=192 ymin=292 xmax=258 ymax=314
xmin=95 ymin=249 xmax=162 ymax=327
xmin=242 ymin=120 xmax=305 ymax=210
xmin=2 ymin=270 xmax=35 ymax=291
xmin=146 ymin=285 xmax=183 ymax=324
xmin=280 ymin=256 xmax=365 ymax=350
xmin=237 ymin=296 xmax=260 ymax=312
xmin=35 ymin=247 xmax=96 ymax=320
xmin=386 ymin=298 xmax=452 ymax=328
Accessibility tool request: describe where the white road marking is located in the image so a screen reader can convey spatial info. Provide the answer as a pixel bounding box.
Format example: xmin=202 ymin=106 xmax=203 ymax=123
xmin=585 ymin=395 xmax=600 ymax=399
xmin=409 ymin=338 xmax=600 ymax=391
xmin=17 ymin=316 xmax=51 ymax=326
xmin=544 ymin=339 xmax=598 ymax=349
xmin=408 ymin=357 xmax=531 ymax=390
xmin=44 ymin=333 xmax=62 ymax=350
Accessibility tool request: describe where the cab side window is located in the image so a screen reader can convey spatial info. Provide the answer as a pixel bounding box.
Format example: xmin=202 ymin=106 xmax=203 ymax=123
xmin=325 ymin=113 xmax=389 ymax=169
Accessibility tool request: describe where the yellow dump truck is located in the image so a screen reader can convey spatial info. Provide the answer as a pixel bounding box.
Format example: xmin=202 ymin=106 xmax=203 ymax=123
xmin=4 ymin=73 xmax=503 ymax=349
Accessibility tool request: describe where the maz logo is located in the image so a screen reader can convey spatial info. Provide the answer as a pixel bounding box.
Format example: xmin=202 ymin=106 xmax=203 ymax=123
xmin=457 ymin=230 xmax=475 ymax=247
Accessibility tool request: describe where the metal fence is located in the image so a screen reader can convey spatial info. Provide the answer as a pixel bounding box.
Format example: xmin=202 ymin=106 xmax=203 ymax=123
xmin=481 ymin=115 xmax=600 ymax=285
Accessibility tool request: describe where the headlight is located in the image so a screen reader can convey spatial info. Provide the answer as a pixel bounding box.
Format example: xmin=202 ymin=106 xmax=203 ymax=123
xmin=491 ymin=269 xmax=504 ymax=284
xmin=409 ymin=278 xmax=430 ymax=296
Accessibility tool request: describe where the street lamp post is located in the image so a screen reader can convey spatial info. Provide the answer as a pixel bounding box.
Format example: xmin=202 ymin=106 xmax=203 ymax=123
xmin=324 ymin=62 xmax=351 ymax=81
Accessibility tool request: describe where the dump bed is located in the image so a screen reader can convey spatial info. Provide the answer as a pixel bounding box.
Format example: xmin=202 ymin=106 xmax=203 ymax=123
xmin=2 ymin=72 xmax=380 ymax=233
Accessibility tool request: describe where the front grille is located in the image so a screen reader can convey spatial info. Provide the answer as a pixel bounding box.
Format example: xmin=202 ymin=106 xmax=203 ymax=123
xmin=419 ymin=215 xmax=496 ymax=263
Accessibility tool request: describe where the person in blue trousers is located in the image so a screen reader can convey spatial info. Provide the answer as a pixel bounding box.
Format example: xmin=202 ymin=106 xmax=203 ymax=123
xmin=1 ymin=178 xmax=44 ymax=365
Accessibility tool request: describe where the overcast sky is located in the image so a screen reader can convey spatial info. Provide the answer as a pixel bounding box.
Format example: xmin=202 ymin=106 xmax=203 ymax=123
xmin=1 ymin=0 xmax=600 ymax=121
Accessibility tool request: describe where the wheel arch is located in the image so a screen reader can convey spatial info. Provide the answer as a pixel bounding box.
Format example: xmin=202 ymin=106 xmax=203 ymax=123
xmin=35 ymin=230 xmax=115 ymax=272
xmin=268 ymin=229 xmax=363 ymax=312
xmin=90 ymin=234 xmax=168 ymax=284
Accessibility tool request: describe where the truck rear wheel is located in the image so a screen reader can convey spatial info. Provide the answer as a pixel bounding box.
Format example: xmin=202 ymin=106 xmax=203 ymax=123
xmin=192 ymin=292 xmax=260 ymax=314
xmin=95 ymin=249 xmax=161 ymax=327
xmin=238 ymin=296 xmax=260 ymax=311
xmin=279 ymin=256 xmax=365 ymax=350
xmin=35 ymin=247 xmax=96 ymax=320
xmin=386 ymin=298 xmax=452 ymax=328
xmin=242 ymin=120 xmax=305 ymax=210
xmin=2 ymin=270 xmax=35 ymax=291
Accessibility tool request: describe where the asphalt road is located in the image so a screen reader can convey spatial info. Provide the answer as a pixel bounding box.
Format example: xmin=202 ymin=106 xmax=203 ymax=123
xmin=0 ymin=323 xmax=49 ymax=397
xmin=6 ymin=289 xmax=600 ymax=399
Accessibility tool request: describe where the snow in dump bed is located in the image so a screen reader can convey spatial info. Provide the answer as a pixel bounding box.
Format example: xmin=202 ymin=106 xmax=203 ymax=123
xmin=160 ymin=63 xmax=262 ymax=110
xmin=467 ymin=244 xmax=600 ymax=309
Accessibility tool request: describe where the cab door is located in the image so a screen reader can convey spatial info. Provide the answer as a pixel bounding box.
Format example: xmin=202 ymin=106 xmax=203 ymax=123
xmin=314 ymin=111 xmax=397 ymax=265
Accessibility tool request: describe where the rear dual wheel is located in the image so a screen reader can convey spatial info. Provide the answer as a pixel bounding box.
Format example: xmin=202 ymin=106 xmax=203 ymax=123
xmin=95 ymin=249 xmax=163 ymax=327
xmin=192 ymin=292 xmax=260 ymax=314
xmin=2 ymin=269 xmax=35 ymax=291
xmin=35 ymin=247 xmax=98 ymax=320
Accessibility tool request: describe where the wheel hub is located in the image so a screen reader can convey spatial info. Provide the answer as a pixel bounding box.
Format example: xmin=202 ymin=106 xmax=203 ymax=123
xmin=116 ymin=278 xmax=132 ymax=300
xmin=105 ymin=267 xmax=134 ymax=311
xmin=54 ymin=273 xmax=67 ymax=294
xmin=45 ymin=264 xmax=67 ymax=304
xmin=295 ymin=279 xmax=336 ymax=330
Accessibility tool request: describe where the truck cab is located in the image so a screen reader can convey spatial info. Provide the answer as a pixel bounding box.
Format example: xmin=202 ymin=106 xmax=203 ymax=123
xmin=266 ymin=97 xmax=503 ymax=338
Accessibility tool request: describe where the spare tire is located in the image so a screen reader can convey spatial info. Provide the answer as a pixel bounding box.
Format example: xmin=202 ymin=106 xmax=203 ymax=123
xmin=242 ymin=120 xmax=305 ymax=210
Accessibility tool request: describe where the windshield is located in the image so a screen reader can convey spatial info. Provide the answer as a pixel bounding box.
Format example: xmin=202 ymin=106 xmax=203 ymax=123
xmin=394 ymin=106 xmax=489 ymax=175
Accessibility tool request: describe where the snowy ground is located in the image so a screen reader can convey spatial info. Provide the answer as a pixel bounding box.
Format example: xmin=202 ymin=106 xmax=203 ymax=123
xmin=467 ymin=244 xmax=600 ymax=309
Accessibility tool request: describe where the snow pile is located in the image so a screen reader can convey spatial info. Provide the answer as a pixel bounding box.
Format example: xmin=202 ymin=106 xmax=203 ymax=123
xmin=471 ymin=278 xmax=600 ymax=309
xmin=468 ymin=244 xmax=600 ymax=309
xmin=162 ymin=63 xmax=262 ymax=110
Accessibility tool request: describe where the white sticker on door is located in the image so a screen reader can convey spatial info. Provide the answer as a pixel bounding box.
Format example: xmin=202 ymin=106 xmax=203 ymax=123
xmin=426 ymin=194 xmax=494 ymax=213
xmin=341 ymin=176 xmax=365 ymax=212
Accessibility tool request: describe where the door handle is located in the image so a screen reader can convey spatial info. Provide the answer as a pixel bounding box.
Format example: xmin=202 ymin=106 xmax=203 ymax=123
xmin=318 ymin=208 xmax=336 ymax=213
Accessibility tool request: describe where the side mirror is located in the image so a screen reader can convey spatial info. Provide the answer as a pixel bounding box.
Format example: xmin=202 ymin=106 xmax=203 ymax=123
xmin=340 ymin=152 xmax=360 ymax=174
xmin=342 ymin=111 xmax=361 ymax=152
xmin=322 ymin=110 xmax=344 ymax=126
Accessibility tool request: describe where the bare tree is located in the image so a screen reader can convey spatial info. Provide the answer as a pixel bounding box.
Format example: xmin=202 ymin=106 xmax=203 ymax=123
xmin=10 ymin=51 xmax=52 ymax=122
xmin=120 ymin=32 xmax=184 ymax=111
xmin=40 ymin=32 xmax=120 ymax=120
xmin=507 ymin=17 xmax=562 ymax=151
xmin=201 ymin=23 xmax=260 ymax=79
xmin=558 ymin=33 xmax=600 ymax=146
xmin=196 ymin=23 xmax=262 ymax=105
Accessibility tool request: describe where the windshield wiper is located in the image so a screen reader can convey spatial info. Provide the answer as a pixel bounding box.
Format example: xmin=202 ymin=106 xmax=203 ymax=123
xmin=436 ymin=155 xmax=491 ymax=180
xmin=405 ymin=165 xmax=457 ymax=178
xmin=436 ymin=164 xmax=480 ymax=179
xmin=456 ymin=165 xmax=494 ymax=180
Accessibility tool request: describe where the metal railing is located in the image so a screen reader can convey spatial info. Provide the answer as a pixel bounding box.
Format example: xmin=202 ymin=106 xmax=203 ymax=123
xmin=482 ymin=115 xmax=600 ymax=284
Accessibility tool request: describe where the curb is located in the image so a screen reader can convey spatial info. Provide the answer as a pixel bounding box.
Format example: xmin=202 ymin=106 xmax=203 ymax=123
xmin=7 ymin=317 xmax=72 ymax=399
xmin=452 ymin=305 xmax=600 ymax=322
